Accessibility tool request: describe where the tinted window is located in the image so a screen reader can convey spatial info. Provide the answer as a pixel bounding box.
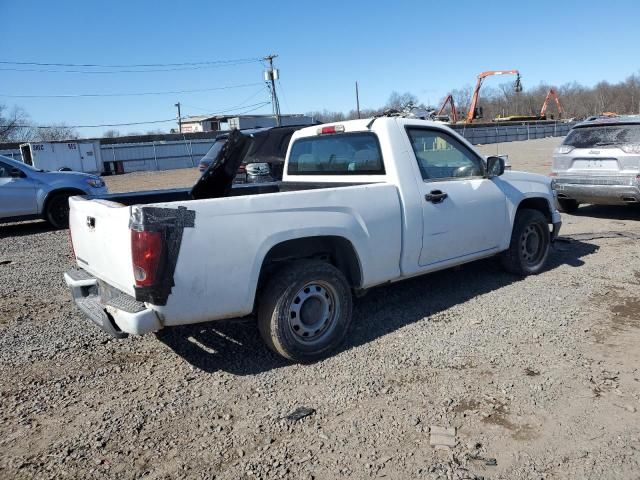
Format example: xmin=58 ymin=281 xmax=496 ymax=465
xmin=564 ymin=125 xmax=640 ymax=148
xmin=407 ymin=128 xmax=483 ymax=180
xmin=288 ymin=133 xmax=384 ymax=175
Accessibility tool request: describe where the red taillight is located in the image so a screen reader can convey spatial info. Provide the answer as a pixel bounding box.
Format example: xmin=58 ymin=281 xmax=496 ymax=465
xmin=131 ymin=230 xmax=163 ymax=287
xmin=317 ymin=125 xmax=345 ymax=135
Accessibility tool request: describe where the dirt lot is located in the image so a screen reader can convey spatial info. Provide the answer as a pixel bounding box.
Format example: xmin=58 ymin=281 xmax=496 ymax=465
xmin=1 ymin=137 xmax=640 ymax=479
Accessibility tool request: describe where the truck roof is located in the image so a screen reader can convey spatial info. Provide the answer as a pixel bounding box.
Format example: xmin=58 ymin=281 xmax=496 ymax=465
xmin=292 ymin=117 xmax=451 ymax=139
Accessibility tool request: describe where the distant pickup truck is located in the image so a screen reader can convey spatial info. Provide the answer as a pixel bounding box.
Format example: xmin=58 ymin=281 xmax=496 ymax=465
xmin=65 ymin=117 xmax=561 ymax=362
xmin=0 ymin=154 xmax=107 ymax=228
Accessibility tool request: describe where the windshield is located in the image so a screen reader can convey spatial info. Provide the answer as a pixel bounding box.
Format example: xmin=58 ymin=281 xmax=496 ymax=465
xmin=563 ymin=124 xmax=640 ymax=148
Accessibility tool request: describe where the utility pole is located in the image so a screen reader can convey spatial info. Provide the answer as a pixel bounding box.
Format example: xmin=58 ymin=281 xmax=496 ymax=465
xmin=174 ymin=102 xmax=182 ymax=133
xmin=355 ymin=81 xmax=361 ymax=119
xmin=264 ymin=54 xmax=281 ymax=126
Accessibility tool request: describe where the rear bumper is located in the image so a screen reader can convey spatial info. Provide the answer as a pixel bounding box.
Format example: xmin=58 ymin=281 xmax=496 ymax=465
xmin=555 ymin=178 xmax=640 ymax=204
xmin=64 ymin=267 xmax=162 ymax=337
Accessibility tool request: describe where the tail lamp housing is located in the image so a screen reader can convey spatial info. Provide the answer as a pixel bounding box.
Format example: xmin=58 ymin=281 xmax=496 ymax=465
xmin=131 ymin=229 xmax=163 ymax=287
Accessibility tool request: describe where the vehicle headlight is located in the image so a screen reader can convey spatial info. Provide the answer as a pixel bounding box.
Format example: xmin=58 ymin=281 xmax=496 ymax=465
xmin=86 ymin=178 xmax=105 ymax=188
xmin=550 ymin=178 xmax=558 ymax=196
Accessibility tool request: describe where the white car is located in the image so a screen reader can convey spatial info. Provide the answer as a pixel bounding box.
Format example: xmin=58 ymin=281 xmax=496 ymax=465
xmin=64 ymin=117 xmax=561 ymax=362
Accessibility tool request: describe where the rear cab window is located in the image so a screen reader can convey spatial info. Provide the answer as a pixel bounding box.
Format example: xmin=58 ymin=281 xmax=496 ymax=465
xmin=287 ymin=132 xmax=385 ymax=175
xmin=564 ymin=124 xmax=640 ymax=148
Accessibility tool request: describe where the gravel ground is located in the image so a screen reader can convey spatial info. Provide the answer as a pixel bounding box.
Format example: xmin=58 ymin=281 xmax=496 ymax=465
xmin=1 ymin=137 xmax=640 ymax=479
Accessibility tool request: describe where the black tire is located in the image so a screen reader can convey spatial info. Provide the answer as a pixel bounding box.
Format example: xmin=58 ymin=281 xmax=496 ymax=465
xmin=257 ymin=260 xmax=353 ymax=363
xmin=557 ymin=198 xmax=579 ymax=213
xmin=45 ymin=194 xmax=72 ymax=229
xmin=500 ymin=209 xmax=551 ymax=276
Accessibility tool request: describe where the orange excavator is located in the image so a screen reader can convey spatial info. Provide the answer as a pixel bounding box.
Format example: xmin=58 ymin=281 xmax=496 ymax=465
xmin=540 ymin=88 xmax=563 ymax=119
xmin=466 ymin=70 xmax=522 ymax=123
xmin=436 ymin=94 xmax=458 ymax=123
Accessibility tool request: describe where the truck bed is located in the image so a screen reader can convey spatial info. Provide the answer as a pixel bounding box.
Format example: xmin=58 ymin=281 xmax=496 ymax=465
xmin=69 ymin=180 xmax=402 ymax=326
xmin=88 ymin=181 xmax=365 ymax=206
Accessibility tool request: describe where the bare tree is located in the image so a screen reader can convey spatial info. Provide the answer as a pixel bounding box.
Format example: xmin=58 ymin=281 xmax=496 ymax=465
xmin=0 ymin=104 xmax=31 ymax=142
xmin=102 ymin=129 xmax=121 ymax=138
xmin=386 ymin=91 xmax=419 ymax=110
xmin=33 ymin=125 xmax=79 ymax=142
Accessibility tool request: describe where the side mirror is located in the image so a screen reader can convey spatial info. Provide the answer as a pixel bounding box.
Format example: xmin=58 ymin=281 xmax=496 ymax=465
xmin=10 ymin=168 xmax=25 ymax=178
xmin=486 ymin=156 xmax=505 ymax=177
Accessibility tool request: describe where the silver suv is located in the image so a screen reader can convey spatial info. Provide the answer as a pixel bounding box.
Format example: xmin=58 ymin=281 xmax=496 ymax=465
xmin=0 ymin=154 xmax=108 ymax=228
xmin=551 ymin=116 xmax=640 ymax=212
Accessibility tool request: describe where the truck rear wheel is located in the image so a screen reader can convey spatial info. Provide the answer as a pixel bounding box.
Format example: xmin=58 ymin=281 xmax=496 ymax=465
xmin=257 ymin=260 xmax=353 ymax=363
xmin=500 ymin=209 xmax=550 ymax=276
xmin=45 ymin=193 xmax=72 ymax=229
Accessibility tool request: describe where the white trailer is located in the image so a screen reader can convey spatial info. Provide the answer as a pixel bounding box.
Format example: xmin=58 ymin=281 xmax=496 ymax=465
xmin=19 ymin=141 xmax=103 ymax=174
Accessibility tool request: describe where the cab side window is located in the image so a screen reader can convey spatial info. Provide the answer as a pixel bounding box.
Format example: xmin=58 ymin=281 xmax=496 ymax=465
xmin=407 ymin=128 xmax=484 ymax=181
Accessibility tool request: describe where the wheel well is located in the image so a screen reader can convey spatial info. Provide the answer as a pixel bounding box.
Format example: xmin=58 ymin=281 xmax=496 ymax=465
xmin=260 ymin=236 xmax=362 ymax=288
xmin=43 ymin=188 xmax=86 ymax=214
xmin=517 ymin=197 xmax=552 ymax=223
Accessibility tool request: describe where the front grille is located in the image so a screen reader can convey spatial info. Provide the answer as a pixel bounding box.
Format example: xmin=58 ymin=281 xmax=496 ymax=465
xmin=556 ymin=176 xmax=636 ymax=186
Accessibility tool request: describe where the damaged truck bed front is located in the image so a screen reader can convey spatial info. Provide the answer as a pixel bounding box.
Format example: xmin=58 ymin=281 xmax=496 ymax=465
xmin=65 ymin=118 xmax=561 ymax=362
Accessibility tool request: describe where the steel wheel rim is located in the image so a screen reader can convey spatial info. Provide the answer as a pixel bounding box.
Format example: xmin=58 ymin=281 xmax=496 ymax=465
xmin=520 ymin=223 xmax=545 ymax=266
xmin=288 ymin=281 xmax=340 ymax=344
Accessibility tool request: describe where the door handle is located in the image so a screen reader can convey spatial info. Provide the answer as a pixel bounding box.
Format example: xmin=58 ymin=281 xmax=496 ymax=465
xmin=425 ymin=190 xmax=448 ymax=204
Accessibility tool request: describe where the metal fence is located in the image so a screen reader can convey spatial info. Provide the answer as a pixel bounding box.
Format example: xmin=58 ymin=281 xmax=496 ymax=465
xmin=451 ymin=121 xmax=576 ymax=145
xmin=100 ymin=138 xmax=215 ymax=173
xmin=1 ymin=121 xmax=576 ymax=171
xmin=0 ymin=148 xmax=21 ymax=160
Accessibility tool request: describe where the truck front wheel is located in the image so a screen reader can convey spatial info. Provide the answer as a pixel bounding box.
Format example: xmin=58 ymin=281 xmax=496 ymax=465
xmin=258 ymin=260 xmax=353 ymax=363
xmin=500 ymin=209 xmax=550 ymax=276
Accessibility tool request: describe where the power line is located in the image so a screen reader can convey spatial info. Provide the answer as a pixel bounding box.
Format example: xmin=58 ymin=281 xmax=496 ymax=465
xmin=0 ymin=82 xmax=264 ymax=98
xmin=6 ymin=119 xmax=176 ymax=129
xmin=1 ymin=102 xmax=272 ymax=129
xmin=181 ymin=87 xmax=271 ymax=114
xmin=183 ymin=101 xmax=271 ymax=116
xmin=0 ymin=60 xmax=261 ymax=75
xmin=0 ymin=57 xmax=263 ymax=68
xmin=277 ymin=79 xmax=291 ymax=114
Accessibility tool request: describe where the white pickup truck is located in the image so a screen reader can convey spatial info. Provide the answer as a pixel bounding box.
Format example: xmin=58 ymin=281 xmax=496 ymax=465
xmin=65 ymin=117 xmax=561 ymax=362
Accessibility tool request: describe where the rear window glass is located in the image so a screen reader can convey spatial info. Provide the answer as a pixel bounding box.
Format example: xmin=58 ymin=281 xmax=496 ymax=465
xmin=287 ymin=132 xmax=384 ymax=175
xmin=564 ymin=125 xmax=640 ymax=148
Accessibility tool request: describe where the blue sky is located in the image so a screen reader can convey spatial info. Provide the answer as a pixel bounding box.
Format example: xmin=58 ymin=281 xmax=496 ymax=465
xmin=2 ymin=0 xmax=640 ymax=136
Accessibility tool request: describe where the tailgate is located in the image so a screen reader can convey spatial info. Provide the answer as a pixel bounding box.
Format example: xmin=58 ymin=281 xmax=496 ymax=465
xmin=69 ymin=196 xmax=136 ymax=295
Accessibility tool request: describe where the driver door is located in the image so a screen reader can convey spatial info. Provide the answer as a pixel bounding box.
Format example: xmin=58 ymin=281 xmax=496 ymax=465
xmin=406 ymin=128 xmax=507 ymax=267
xmin=0 ymin=161 xmax=38 ymax=218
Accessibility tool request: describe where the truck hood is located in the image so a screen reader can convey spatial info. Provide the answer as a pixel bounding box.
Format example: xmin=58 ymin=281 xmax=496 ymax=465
xmin=36 ymin=170 xmax=101 ymax=180
xmin=30 ymin=169 xmax=106 ymax=190
xmin=501 ymin=170 xmax=553 ymax=187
